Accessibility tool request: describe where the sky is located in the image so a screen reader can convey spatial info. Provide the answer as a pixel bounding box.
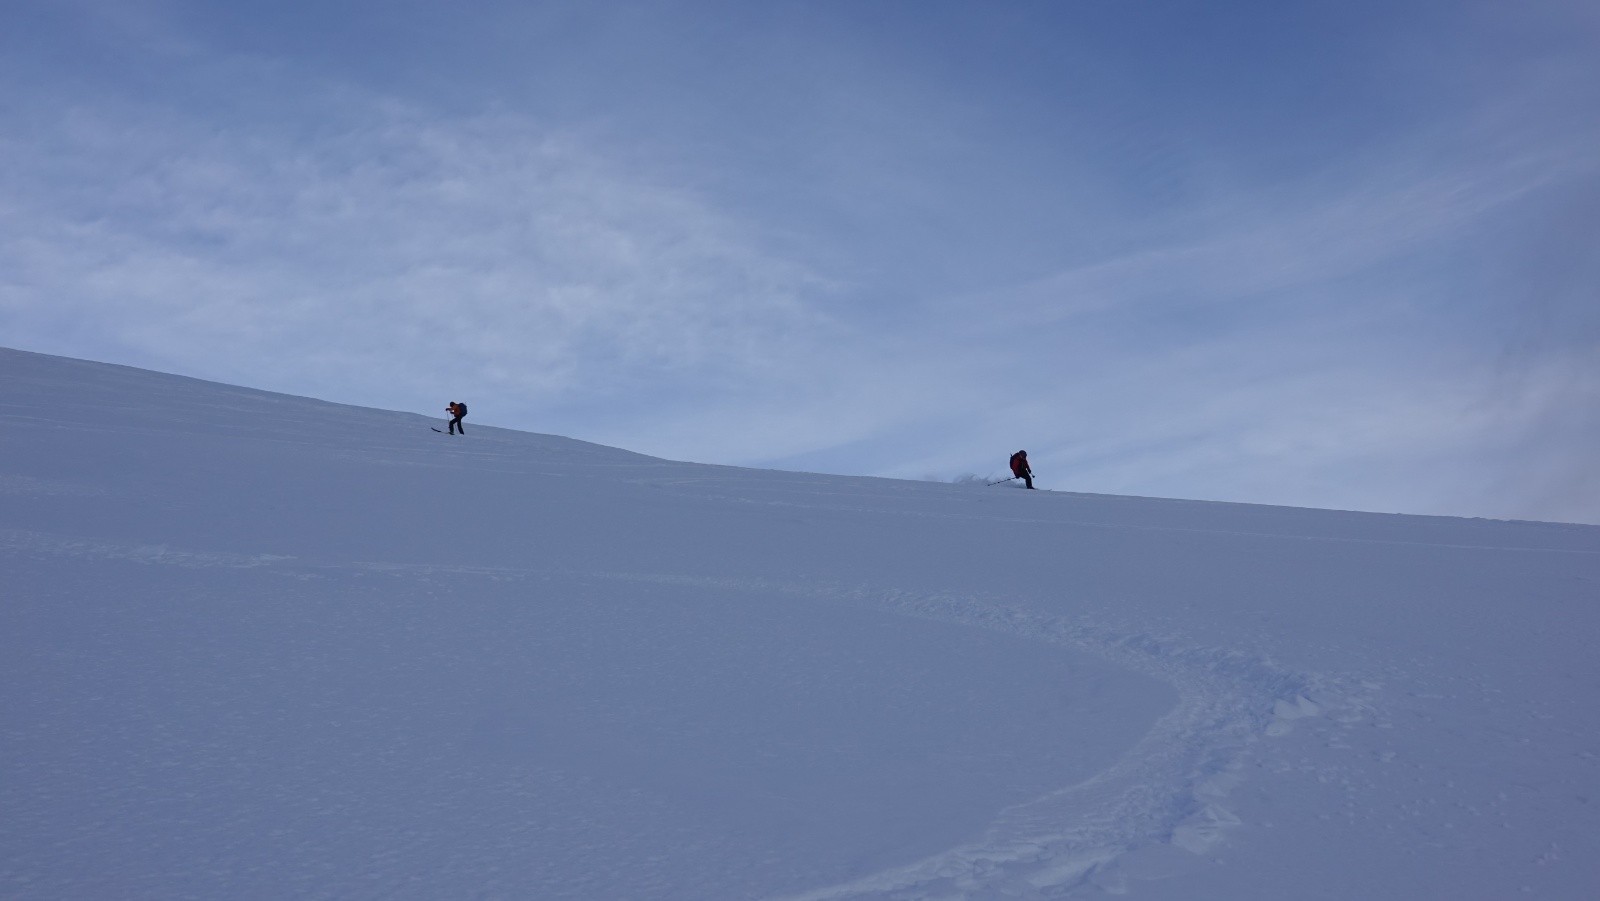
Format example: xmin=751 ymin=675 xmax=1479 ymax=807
xmin=3 ymin=0 xmax=1597 ymax=524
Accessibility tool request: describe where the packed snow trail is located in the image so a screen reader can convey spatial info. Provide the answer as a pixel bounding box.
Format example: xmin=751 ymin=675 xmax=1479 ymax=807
xmin=2 ymin=347 xmax=1598 ymax=900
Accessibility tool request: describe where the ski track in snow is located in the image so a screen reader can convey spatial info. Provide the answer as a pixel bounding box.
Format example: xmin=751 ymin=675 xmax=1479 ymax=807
xmin=1 ymin=528 xmax=1374 ymax=899
xmin=0 ymin=529 xmax=294 ymax=569
xmin=612 ymin=573 xmax=1371 ymax=900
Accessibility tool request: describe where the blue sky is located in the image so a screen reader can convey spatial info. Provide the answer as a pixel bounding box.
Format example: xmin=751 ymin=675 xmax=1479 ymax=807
xmin=3 ymin=1 xmax=1597 ymax=523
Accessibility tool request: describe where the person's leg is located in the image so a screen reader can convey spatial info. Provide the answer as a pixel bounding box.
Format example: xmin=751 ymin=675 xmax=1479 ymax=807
xmin=1023 ymin=472 xmax=1034 ymax=489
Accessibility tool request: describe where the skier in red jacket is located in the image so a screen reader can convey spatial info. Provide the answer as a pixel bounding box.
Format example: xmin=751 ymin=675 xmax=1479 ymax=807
xmin=1009 ymin=450 xmax=1034 ymax=489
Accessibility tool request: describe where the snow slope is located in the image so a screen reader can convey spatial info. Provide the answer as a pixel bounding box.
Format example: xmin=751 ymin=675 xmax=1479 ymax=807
xmin=2 ymin=346 xmax=1596 ymax=900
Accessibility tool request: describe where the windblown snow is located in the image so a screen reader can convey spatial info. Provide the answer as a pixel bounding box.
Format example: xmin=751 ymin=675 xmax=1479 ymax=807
xmin=2 ymin=346 xmax=1596 ymax=899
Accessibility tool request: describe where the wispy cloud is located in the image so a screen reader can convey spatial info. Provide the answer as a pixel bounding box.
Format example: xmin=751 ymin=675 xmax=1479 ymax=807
xmin=0 ymin=91 xmax=843 ymax=420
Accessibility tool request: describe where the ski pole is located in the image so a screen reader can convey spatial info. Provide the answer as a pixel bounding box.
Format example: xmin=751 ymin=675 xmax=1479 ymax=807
xmin=986 ymin=476 xmax=1019 ymax=486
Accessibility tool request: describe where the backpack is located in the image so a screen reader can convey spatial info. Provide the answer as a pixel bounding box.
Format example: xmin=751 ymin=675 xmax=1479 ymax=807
xmin=457 ymin=402 xmax=468 ymax=416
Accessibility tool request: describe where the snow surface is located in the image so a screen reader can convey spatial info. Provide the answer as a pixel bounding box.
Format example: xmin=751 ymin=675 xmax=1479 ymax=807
xmin=2 ymin=345 xmax=1597 ymax=900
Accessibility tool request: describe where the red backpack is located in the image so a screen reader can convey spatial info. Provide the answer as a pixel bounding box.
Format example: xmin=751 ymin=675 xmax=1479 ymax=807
xmin=1009 ymin=452 xmax=1028 ymax=476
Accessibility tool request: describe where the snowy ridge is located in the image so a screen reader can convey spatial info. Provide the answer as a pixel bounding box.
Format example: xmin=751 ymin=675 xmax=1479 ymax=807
xmin=3 ymin=346 xmax=1597 ymax=900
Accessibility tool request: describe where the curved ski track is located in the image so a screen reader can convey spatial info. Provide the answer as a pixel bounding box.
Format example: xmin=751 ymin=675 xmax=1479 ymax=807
xmin=4 ymin=529 xmax=1374 ymax=899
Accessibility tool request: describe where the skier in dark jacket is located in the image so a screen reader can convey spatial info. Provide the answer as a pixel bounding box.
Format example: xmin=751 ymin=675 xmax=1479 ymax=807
xmin=1009 ymin=450 xmax=1034 ymax=489
xmin=446 ymin=401 xmax=467 ymax=435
